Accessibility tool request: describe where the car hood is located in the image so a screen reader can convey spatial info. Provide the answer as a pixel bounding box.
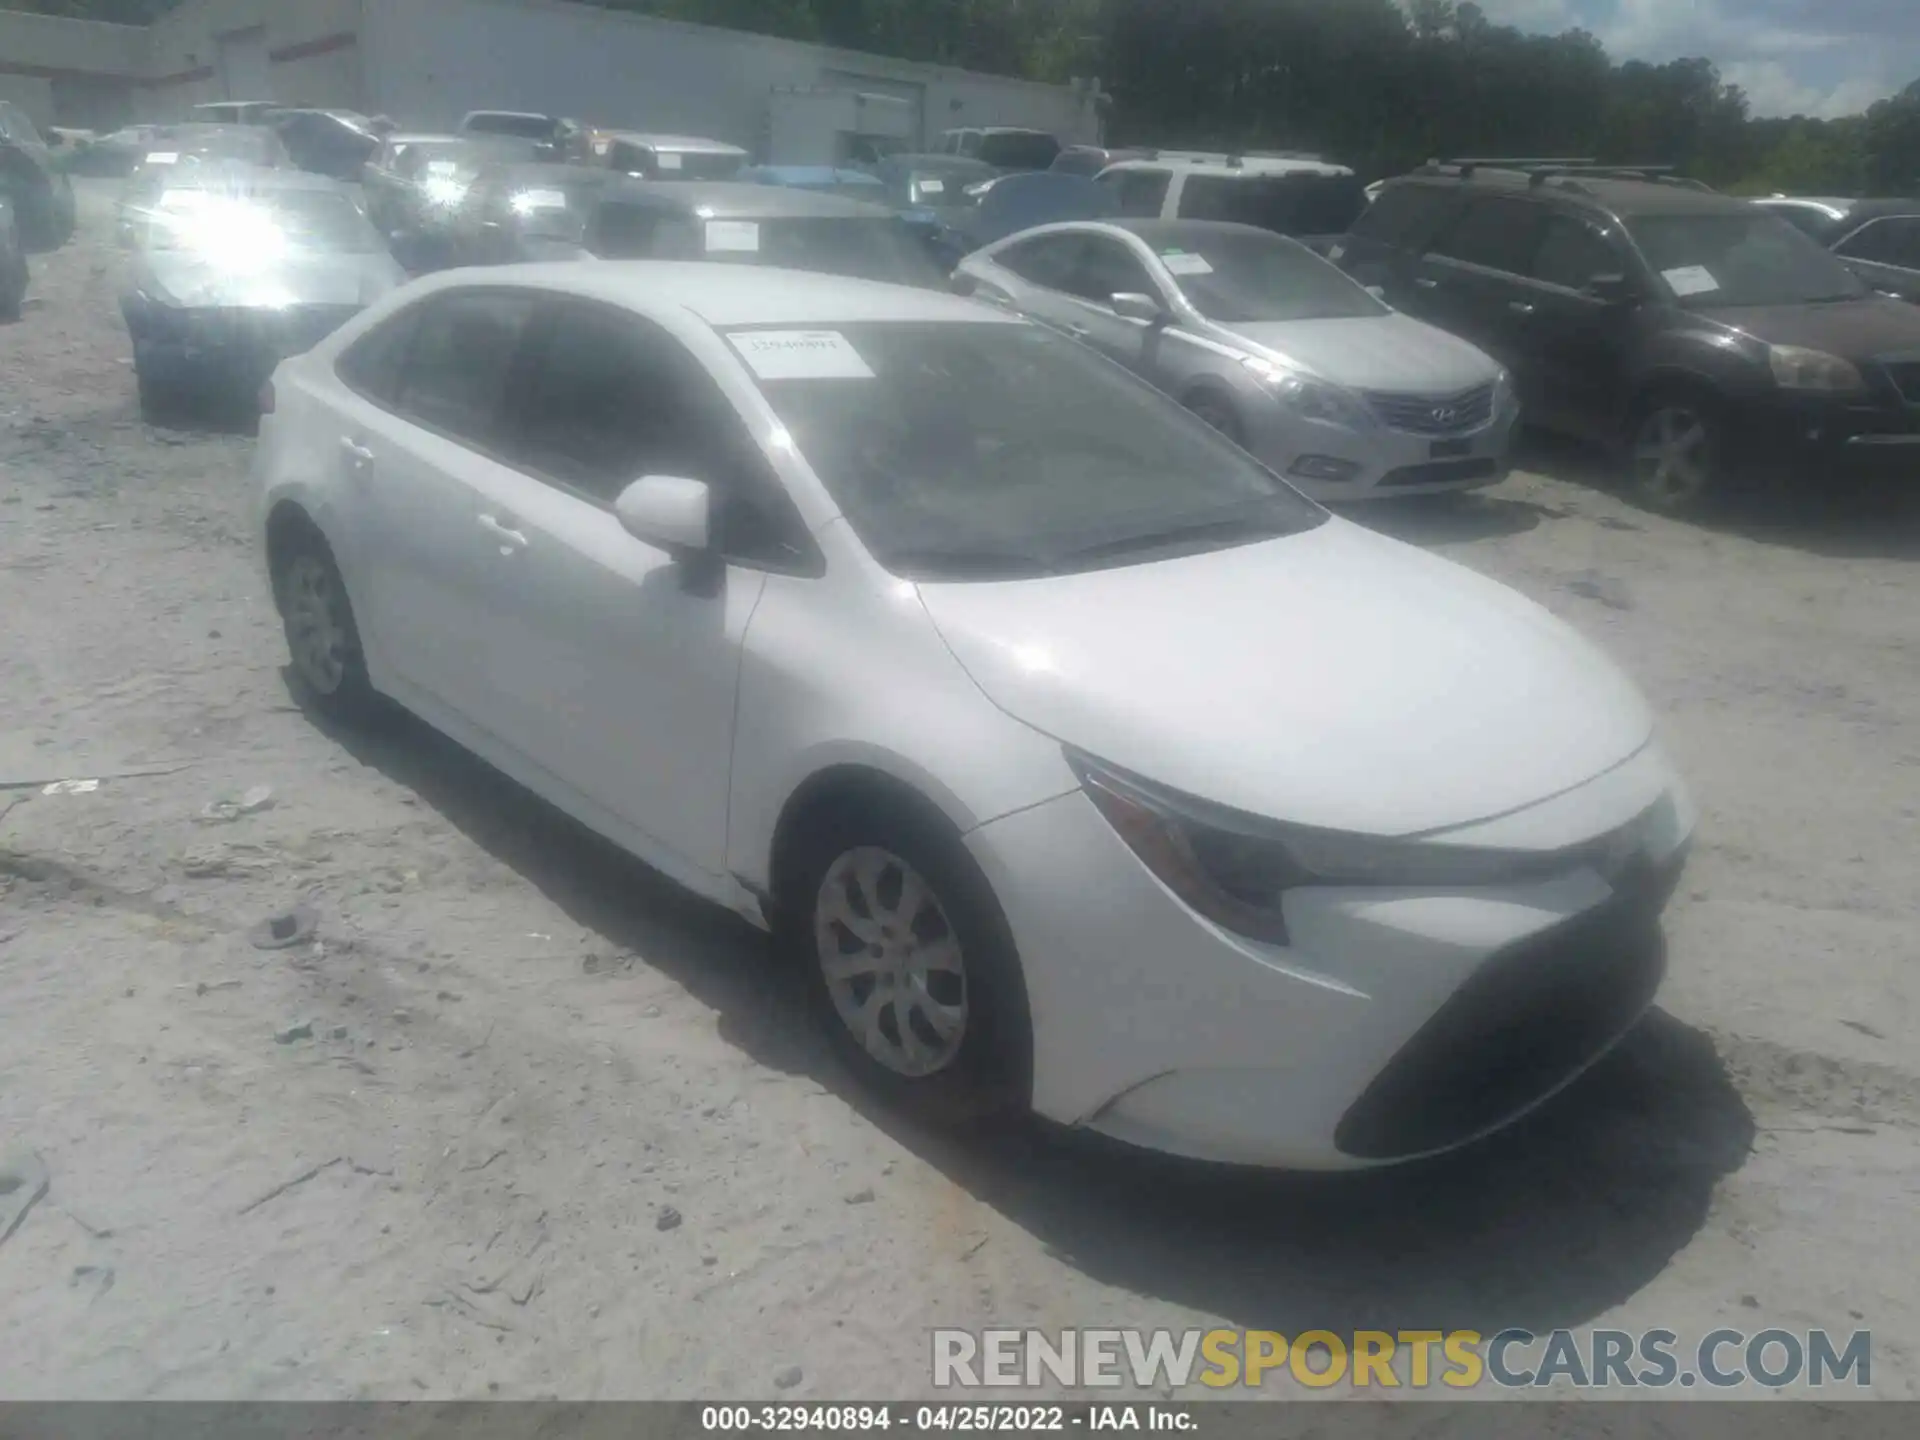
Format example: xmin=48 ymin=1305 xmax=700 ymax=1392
xmin=1698 ymin=296 xmax=1920 ymax=357
xmin=1217 ymin=312 xmax=1501 ymax=392
xmin=916 ymin=519 xmax=1655 ymax=837
xmin=137 ymin=249 xmax=402 ymax=309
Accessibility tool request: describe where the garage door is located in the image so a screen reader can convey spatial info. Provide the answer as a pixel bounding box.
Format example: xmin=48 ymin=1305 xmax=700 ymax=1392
xmin=217 ymin=29 xmax=273 ymax=102
xmin=819 ymin=69 xmax=925 ymax=148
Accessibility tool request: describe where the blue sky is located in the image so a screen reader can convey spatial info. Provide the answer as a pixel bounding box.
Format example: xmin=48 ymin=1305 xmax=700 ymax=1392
xmin=1474 ymin=0 xmax=1918 ymax=117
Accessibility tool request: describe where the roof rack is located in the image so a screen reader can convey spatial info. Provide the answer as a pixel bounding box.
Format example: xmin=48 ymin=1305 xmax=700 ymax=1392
xmin=1420 ymin=157 xmax=1712 ymax=193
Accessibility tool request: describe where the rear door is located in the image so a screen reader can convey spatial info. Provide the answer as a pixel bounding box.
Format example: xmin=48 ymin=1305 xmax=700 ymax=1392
xmin=1834 ymin=216 xmax=1920 ymax=304
xmin=1511 ymin=210 xmax=1641 ymax=438
xmin=971 ymin=230 xmax=1089 ymax=328
xmin=1332 ymin=181 xmax=1459 ymax=304
xmin=1408 ymin=194 xmax=1548 ymax=370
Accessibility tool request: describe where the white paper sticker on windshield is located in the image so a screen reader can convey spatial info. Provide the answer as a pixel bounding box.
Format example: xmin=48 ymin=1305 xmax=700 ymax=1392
xmin=1162 ymin=251 xmax=1214 ymax=276
xmin=516 ymin=188 xmax=568 ymax=210
xmin=729 ymin=330 xmax=875 ymax=381
xmin=1327 ymin=243 xmax=1347 ymax=262
xmin=146 ymin=152 xmax=179 ymax=165
xmin=705 ymin=219 xmax=760 ymax=253
xmin=592 ymin=136 xmax=611 ymax=155
xmin=918 ymin=177 xmax=946 ymax=195
xmin=426 ymin=159 xmax=460 ymax=175
xmin=1662 ymin=265 xmax=1720 ymax=297
xmin=657 ymin=151 xmax=684 ymax=171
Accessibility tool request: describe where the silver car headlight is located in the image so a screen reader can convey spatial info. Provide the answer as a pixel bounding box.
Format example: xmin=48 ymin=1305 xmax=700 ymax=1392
xmin=1241 ymin=356 xmax=1374 ymax=429
xmin=1768 ymin=344 xmax=1864 ymax=393
xmin=1070 ymin=752 xmax=1577 ymax=945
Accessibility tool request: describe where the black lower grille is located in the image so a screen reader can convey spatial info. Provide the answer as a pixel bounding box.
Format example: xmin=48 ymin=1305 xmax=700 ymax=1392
xmin=1334 ymin=850 xmax=1687 ymax=1161
xmin=1379 ymin=458 xmax=1499 ymax=487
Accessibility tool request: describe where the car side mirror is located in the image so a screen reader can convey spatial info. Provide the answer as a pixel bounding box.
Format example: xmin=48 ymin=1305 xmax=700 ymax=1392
xmin=949 ymin=270 xmax=978 ymax=296
xmin=615 ymin=475 xmax=711 ymax=556
xmin=1110 ymin=291 xmax=1167 ymax=324
xmin=1586 ymin=273 xmax=1635 ymax=305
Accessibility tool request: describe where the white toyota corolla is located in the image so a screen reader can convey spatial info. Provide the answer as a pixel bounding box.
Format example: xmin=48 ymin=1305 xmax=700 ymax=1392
xmin=255 ymin=261 xmax=1695 ymax=1169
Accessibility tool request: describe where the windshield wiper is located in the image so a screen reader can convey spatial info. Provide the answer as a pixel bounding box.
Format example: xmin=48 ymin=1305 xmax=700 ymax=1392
xmin=882 ymin=545 xmax=1058 ymax=580
xmin=1055 ymin=514 xmax=1293 ymax=567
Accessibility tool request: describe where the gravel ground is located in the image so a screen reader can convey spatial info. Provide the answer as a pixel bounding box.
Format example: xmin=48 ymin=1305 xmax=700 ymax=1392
xmin=1 ymin=181 xmax=1917 ymax=1403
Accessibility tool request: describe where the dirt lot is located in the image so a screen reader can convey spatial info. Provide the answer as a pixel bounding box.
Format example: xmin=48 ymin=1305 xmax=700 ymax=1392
xmin=1 ymin=181 xmax=1917 ymax=1402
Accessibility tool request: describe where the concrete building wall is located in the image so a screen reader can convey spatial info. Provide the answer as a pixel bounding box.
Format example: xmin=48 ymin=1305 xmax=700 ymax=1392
xmin=144 ymin=0 xmax=366 ymax=118
xmin=0 ymin=8 xmax=147 ymax=129
xmin=361 ymin=0 xmax=1099 ymax=153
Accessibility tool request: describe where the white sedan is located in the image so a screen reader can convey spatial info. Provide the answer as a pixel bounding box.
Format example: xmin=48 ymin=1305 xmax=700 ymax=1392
xmin=255 ymin=262 xmax=1696 ymax=1169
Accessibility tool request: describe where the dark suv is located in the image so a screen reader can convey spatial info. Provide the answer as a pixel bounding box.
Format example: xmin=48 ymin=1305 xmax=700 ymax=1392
xmin=1335 ymin=160 xmax=1920 ymax=514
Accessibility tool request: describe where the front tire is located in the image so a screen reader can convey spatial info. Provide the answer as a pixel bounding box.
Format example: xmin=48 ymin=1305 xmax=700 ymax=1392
xmin=1627 ymin=391 xmax=1726 ymax=516
xmin=785 ymin=802 xmax=1032 ymax=1124
xmin=1186 ymin=388 xmax=1245 ymax=446
xmin=271 ymin=535 xmax=381 ymax=723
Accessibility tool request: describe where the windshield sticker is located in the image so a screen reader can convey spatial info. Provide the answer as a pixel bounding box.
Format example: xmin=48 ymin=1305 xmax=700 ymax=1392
xmin=592 ymin=136 xmax=611 ymax=155
xmin=705 ymin=219 xmax=761 ymax=253
xmin=918 ymin=177 xmax=946 ymax=195
xmin=1662 ymin=265 xmax=1720 ymax=297
xmin=426 ymin=159 xmax=460 ymax=175
xmin=515 ymin=188 xmax=568 ymax=210
xmin=729 ymin=330 xmax=875 ymax=381
xmin=657 ymin=151 xmax=684 ymax=171
xmin=1327 ymin=243 xmax=1347 ymax=262
xmin=1162 ymin=251 xmax=1214 ymax=276
xmin=146 ymin=152 xmax=179 ymax=165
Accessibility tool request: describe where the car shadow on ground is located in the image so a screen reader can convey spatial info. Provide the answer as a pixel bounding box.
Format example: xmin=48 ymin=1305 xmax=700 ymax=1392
xmin=1334 ymin=489 xmax=1565 ymax=546
xmin=1519 ymin=428 xmax=1920 ymax=562
xmin=140 ymin=395 xmax=261 ymax=440
xmin=302 ymin=683 xmax=1756 ymax=1340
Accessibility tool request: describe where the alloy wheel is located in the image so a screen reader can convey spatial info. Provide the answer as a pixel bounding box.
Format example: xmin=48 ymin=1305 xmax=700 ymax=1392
xmin=813 ymin=846 xmax=969 ymax=1079
xmin=282 ymin=554 xmax=352 ymax=696
xmin=1632 ymin=405 xmax=1716 ymax=511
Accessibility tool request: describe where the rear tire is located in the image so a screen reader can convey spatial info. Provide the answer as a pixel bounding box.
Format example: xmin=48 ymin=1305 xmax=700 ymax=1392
xmin=1186 ymin=388 xmax=1245 ymax=447
xmin=782 ymin=799 xmax=1032 ymax=1126
xmin=270 ymin=531 xmax=382 ymax=724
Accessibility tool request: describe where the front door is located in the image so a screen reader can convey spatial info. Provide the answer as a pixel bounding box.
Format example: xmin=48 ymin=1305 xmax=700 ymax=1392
xmin=1406 ymin=193 xmax=1546 ymax=375
xmin=1507 ymin=212 xmax=1640 ymax=438
xmin=475 ymin=299 xmax=770 ymax=877
xmin=1056 ymin=233 xmax=1169 ymax=375
xmin=1834 ymin=216 xmax=1920 ymax=305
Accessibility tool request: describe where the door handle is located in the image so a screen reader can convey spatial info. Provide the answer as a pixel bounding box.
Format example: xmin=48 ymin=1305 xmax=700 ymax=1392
xmin=339 ymin=436 xmax=375 ymax=465
xmin=1414 ymin=277 xmax=1440 ymax=290
xmin=1507 ymin=300 xmax=1537 ymax=316
xmin=1065 ymin=323 xmax=1092 ymax=338
xmin=477 ymin=514 xmax=528 ymax=549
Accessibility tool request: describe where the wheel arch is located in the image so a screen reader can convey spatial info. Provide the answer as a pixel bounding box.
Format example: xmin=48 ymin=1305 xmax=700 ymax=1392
xmin=264 ymin=499 xmax=334 ymax=611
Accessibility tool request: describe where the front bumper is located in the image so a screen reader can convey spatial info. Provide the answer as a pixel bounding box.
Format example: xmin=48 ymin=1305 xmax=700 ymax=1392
xmin=1731 ymin=382 xmax=1920 ymax=482
xmin=123 ymin=296 xmax=362 ymax=383
xmin=966 ymin=741 xmax=1695 ymax=1169
xmin=1242 ymin=387 xmax=1522 ymax=502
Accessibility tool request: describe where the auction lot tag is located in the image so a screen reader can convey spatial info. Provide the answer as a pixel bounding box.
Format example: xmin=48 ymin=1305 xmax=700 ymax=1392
xmin=728 ymin=330 xmax=875 ymax=381
xmin=658 ymin=151 xmax=684 ymax=171
xmin=516 ymin=189 xmax=568 ymax=210
xmin=146 ymin=152 xmax=179 ymax=165
xmin=426 ymin=159 xmax=459 ymax=176
xmin=919 ymin=178 xmax=946 ymax=195
xmin=705 ymin=220 xmax=761 ymax=253
xmin=1162 ymin=251 xmax=1214 ymax=276
xmin=1662 ymin=265 xmax=1720 ymax=297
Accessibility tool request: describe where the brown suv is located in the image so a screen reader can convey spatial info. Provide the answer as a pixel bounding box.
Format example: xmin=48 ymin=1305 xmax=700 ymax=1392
xmin=1335 ymin=160 xmax=1920 ymax=514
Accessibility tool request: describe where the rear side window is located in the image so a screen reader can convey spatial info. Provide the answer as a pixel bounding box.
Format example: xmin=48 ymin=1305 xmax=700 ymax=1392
xmin=336 ymin=310 xmax=419 ymax=402
xmin=994 ymin=233 xmax=1085 ymax=290
xmin=1352 ymin=184 xmax=1456 ymax=247
xmin=393 ymin=292 xmax=537 ymax=444
xmin=1430 ymin=196 xmax=1543 ymax=274
xmin=1177 ymin=173 xmax=1368 ymax=237
xmin=976 ymin=132 xmax=1061 ymax=170
xmin=1070 ymin=236 xmax=1160 ymax=304
xmin=1836 ymin=217 xmax=1920 ymax=269
xmin=1105 ymin=169 xmax=1170 ymax=218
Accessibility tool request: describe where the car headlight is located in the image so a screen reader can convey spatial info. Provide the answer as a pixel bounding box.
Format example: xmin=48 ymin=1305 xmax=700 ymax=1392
xmin=1768 ymin=344 xmax=1864 ymax=392
xmin=1070 ymin=752 xmax=1577 ymax=945
xmin=1241 ymin=356 xmax=1373 ymax=428
xmin=420 ymin=175 xmax=468 ymax=208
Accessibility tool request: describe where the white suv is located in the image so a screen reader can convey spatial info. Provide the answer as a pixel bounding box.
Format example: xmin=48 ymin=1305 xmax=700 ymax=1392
xmin=1096 ymin=152 xmax=1368 ymax=249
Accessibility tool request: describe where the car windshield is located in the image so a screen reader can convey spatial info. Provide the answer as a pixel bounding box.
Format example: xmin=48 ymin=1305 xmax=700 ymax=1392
xmin=728 ymin=321 xmax=1326 ymax=580
xmin=466 ymin=114 xmax=553 ymax=140
xmin=1183 ymin=173 xmax=1369 ymax=238
xmin=880 ymin=160 xmax=994 ymax=209
xmin=177 ymin=129 xmax=283 ymax=165
xmin=1156 ymin=228 xmax=1388 ymax=323
xmin=152 ymin=188 xmax=381 ymax=254
xmin=603 ymin=212 xmax=942 ymax=286
xmin=975 ymin=131 xmax=1062 ymax=170
xmin=1628 ymin=212 xmax=1868 ymax=307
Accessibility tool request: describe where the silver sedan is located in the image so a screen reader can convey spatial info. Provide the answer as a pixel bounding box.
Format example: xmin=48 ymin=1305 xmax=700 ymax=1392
xmin=955 ymin=218 xmax=1519 ymax=500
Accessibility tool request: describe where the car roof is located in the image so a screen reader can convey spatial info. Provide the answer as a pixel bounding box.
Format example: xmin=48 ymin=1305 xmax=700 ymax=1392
xmin=598 ymin=132 xmax=747 ymax=154
xmin=1832 ymin=198 xmax=1920 ymax=225
xmin=387 ymin=132 xmax=461 ymax=145
xmin=159 ymin=162 xmax=348 ymax=194
xmin=432 ymin=260 xmax=1017 ymax=328
xmin=745 ymin=165 xmax=883 ymax=183
xmin=483 ymin=162 xmax=613 ymax=186
xmin=1103 ymin=154 xmax=1355 ymax=179
xmin=1388 ymin=170 xmax=1743 ymax=218
xmin=1110 ymin=217 xmax=1307 ymax=247
xmin=464 ymin=110 xmax=553 ymax=121
xmin=601 ymin=179 xmax=895 ymax=218
xmin=882 ymin=152 xmax=995 ymax=170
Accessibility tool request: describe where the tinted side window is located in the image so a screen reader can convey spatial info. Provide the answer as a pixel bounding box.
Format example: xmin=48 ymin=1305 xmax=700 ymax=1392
xmin=1528 ymin=215 xmax=1623 ymax=291
xmin=995 ymin=233 xmax=1085 ymax=290
xmin=512 ymin=303 xmax=813 ymax=566
xmin=1430 ymin=196 xmax=1544 ymax=274
xmin=1352 ymin=183 xmax=1452 ymax=248
xmin=393 ymin=292 xmax=537 ymax=444
xmin=336 ymin=309 xmax=420 ymax=402
xmin=1838 ymin=217 xmax=1920 ymax=269
xmin=590 ymin=201 xmax=669 ymax=257
xmin=1106 ymin=169 xmax=1170 ymax=218
xmin=1070 ymin=236 xmax=1158 ymax=303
